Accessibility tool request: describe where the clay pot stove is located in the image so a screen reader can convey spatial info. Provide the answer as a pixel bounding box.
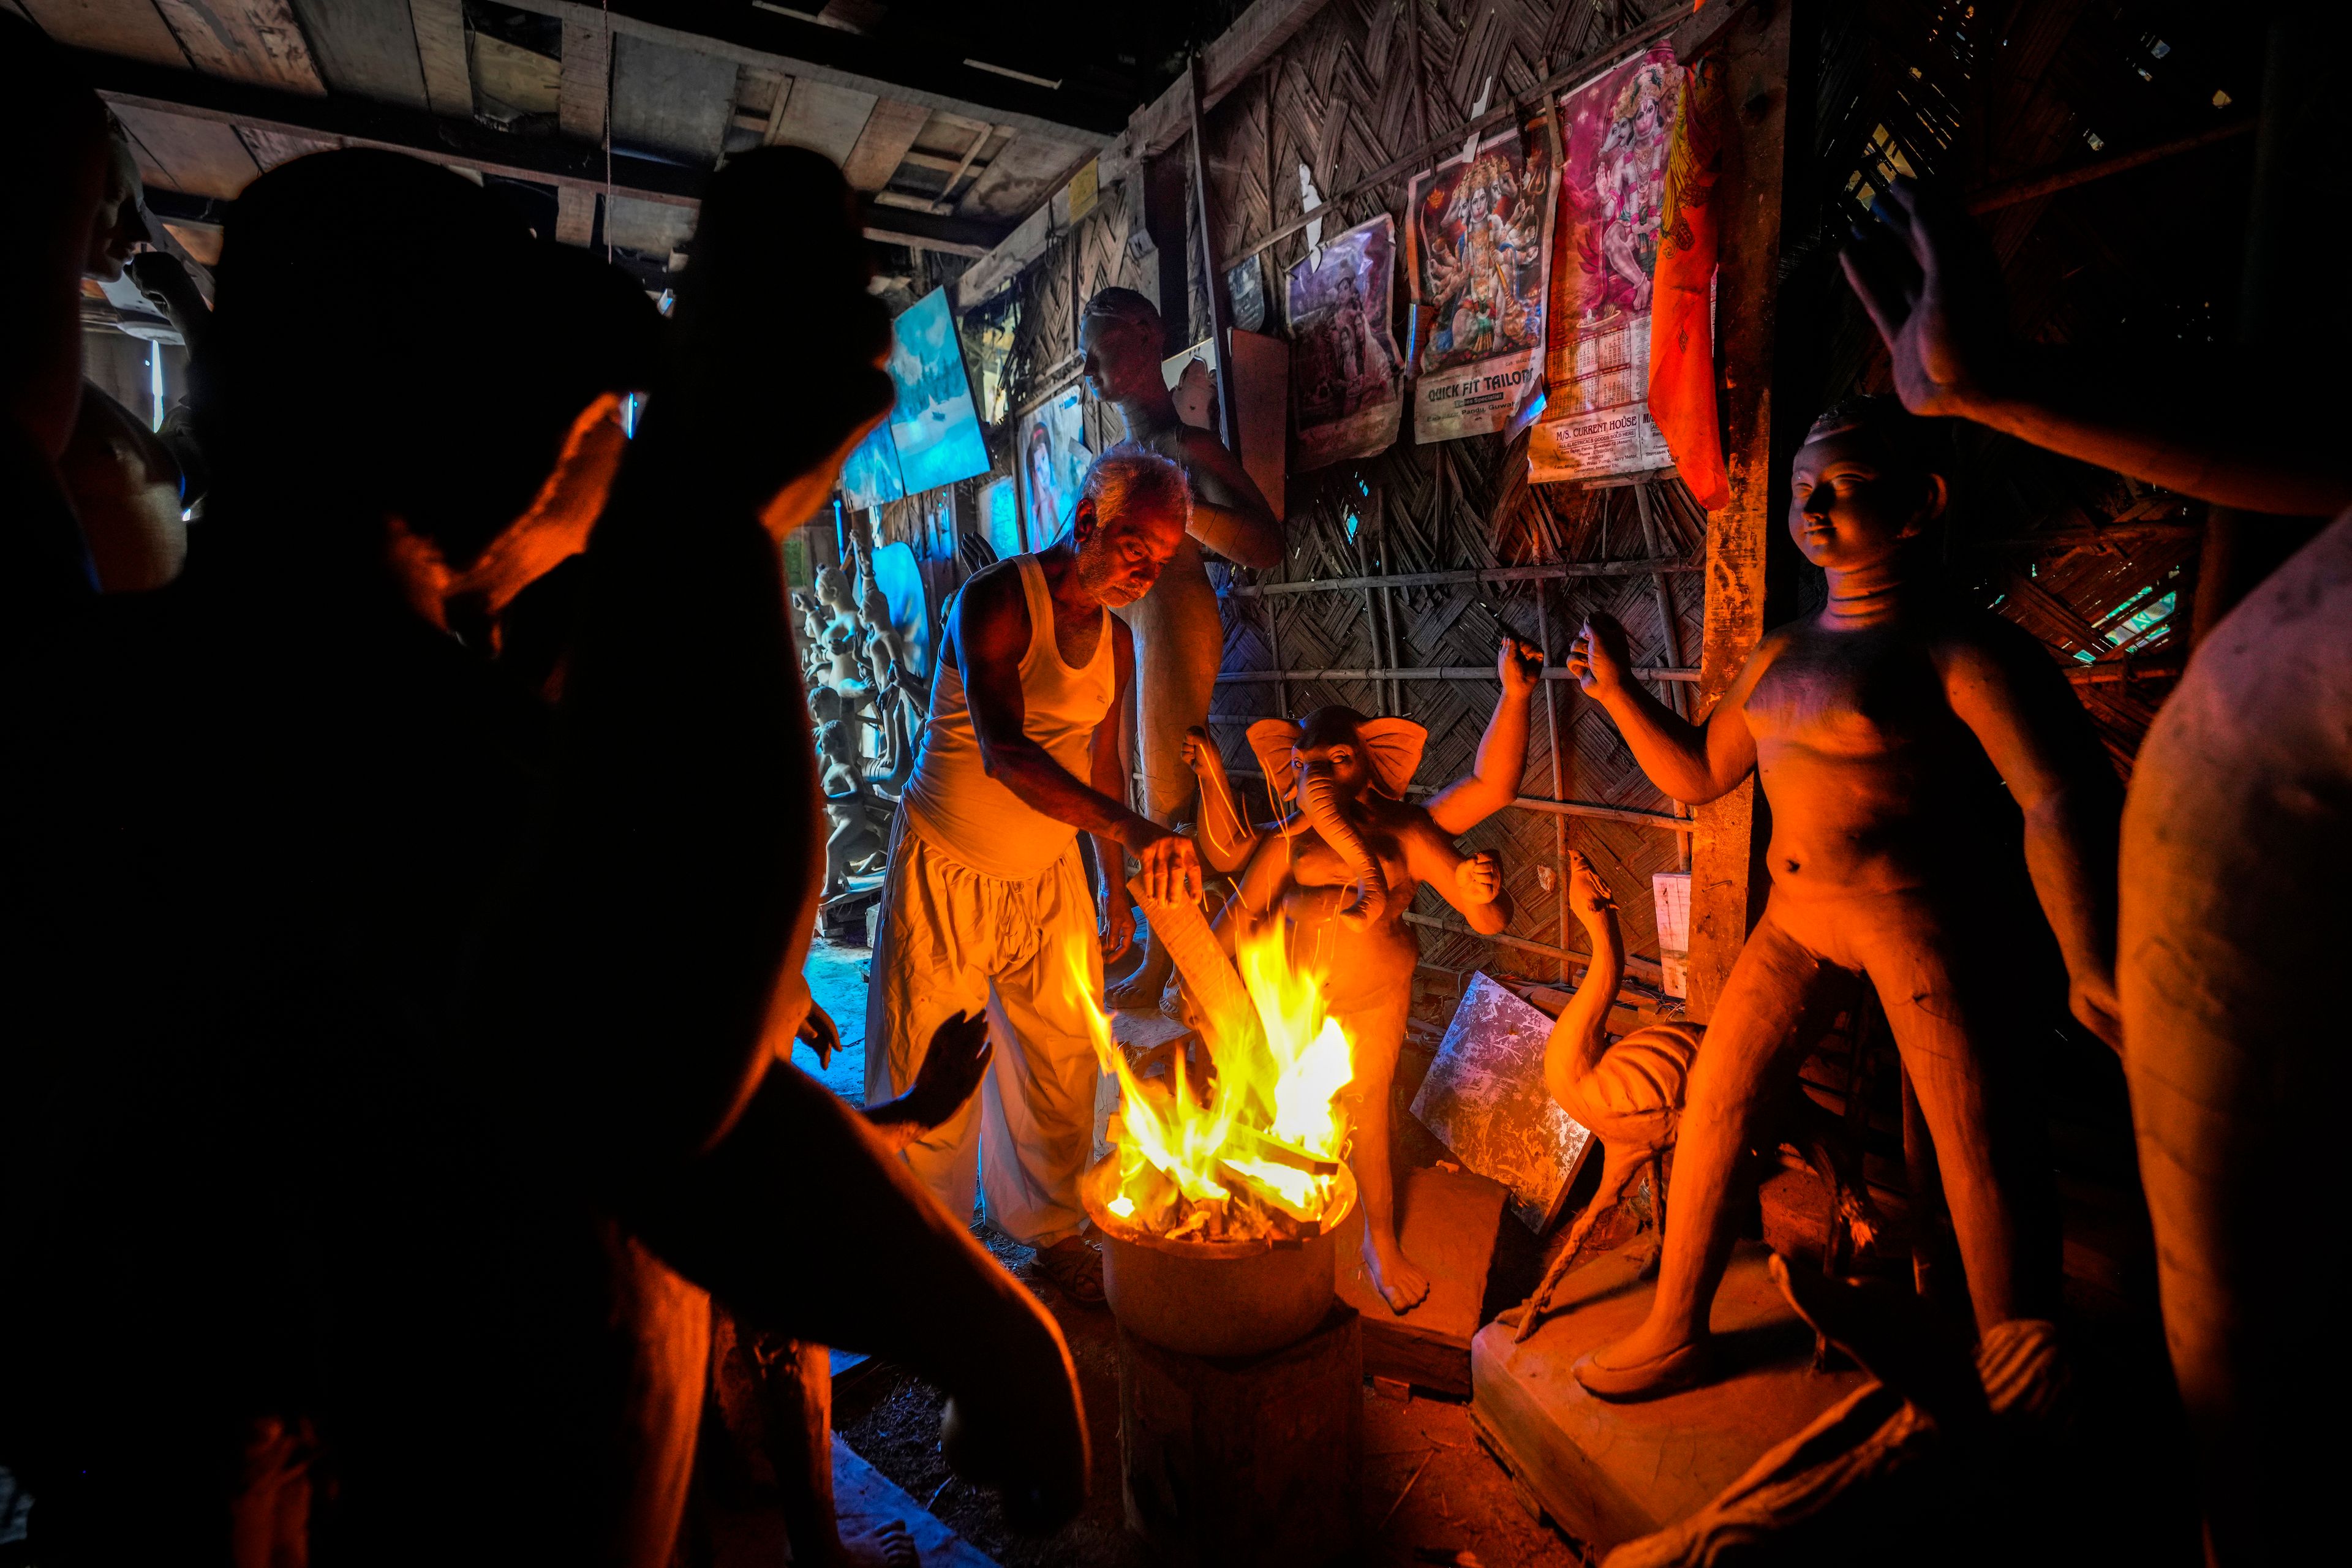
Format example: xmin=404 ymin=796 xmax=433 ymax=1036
xmin=1080 ymin=881 xmax=1369 ymax=1567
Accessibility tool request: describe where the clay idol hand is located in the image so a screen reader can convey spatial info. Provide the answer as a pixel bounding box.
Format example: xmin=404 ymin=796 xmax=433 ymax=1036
xmin=1455 ymin=850 xmax=1504 ymax=907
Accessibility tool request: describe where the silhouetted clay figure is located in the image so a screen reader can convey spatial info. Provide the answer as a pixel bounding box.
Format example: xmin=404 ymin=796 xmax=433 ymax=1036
xmin=865 ymin=448 xmax=1201 ymax=1308
xmin=1499 ymin=852 xmax=1699 ymax=1341
xmin=1 ymin=17 xmax=108 ymax=631
xmin=816 ymin=706 xmax=890 ymax=899
xmin=1080 ymin=288 xmax=1284 ymax=1009
xmin=703 ymin=1011 xmax=993 ymax=1568
xmin=1185 ymin=699 xmax=1518 ymax=1313
xmin=0 ymin=148 xmax=1085 ymax=1564
xmin=851 ymin=542 xmax=929 ymax=763
xmin=58 ymin=113 xmax=188 ymax=592
xmin=1562 ymin=395 xmax=2121 ymax=1400
xmin=814 ymin=562 xmax=880 ymax=720
xmin=811 ymin=657 xmax=913 ymax=900
xmin=1846 ymin=173 xmax=2352 ymax=1564
xmin=796 ymin=586 xmax=831 ymax=685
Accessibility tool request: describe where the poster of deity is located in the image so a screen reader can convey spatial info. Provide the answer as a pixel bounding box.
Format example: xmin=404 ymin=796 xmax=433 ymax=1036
xmin=1528 ymin=43 xmax=1682 ymax=483
xmin=1406 ymin=104 xmax=1558 ymax=443
xmin=1016 ymin=382 xmax=1091 ymax=543
xmin=1287 ymin=214 xmax=1403 ymax=471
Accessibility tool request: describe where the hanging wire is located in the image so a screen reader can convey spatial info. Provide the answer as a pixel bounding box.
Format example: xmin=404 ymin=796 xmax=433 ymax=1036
xmin=601 ymin=0 xmax=614 ymax=265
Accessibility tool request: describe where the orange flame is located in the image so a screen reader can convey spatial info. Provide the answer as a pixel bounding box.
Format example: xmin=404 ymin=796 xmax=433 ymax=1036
xmin=1076 ymin=919 xmax=1354 ymax=1242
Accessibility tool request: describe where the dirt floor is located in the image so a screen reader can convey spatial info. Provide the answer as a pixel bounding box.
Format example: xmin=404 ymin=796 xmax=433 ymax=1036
xmin=808 ymin=932 xmax=1585 ymax=1567
xmin=834 ymin=1216 xmax=1585 ymax=1568
xmin=805 ymin=930 xmax=2207 ymax=1565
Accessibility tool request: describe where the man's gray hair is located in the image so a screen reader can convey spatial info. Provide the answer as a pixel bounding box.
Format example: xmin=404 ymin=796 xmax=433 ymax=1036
xmin=1080 ymin=443 xmax=1192 ymax=529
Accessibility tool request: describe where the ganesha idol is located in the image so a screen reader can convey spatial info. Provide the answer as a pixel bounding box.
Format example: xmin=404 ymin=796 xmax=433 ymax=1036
xmin=1182 ymin=707 xmax=1513 ymax=1313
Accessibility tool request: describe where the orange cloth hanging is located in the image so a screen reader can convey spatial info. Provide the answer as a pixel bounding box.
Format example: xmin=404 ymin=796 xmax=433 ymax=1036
xmin=1646 ymin=58 xmax=1729 ymax=511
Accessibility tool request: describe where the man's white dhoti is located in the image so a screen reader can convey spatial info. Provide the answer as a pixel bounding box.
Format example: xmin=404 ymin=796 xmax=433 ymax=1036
xmin=863 ymin=808 xmax=1102 ymax=1248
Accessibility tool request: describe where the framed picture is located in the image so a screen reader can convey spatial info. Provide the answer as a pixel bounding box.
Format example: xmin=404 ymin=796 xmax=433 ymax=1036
xmin=886 ymin=287 xmax=992 ymax=494
xmin=840 ymin=419 xmax=905 ymax=513
xmin=1016 ymin=383 xmax=1091 ymax=544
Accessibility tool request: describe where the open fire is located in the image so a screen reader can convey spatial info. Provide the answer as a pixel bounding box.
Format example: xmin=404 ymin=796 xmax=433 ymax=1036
xmin=1076 ymin=884 xmax=1357 ymax=1246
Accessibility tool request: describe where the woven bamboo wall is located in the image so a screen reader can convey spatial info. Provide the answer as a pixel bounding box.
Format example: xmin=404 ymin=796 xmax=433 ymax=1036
xmin=949 ymin=0 xmax=2255 ymax=1009
xmin=1188 ymin=0 xmax=1705 ymax=1001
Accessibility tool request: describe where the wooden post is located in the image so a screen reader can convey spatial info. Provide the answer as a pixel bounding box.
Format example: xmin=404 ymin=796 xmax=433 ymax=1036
xmin=1187 ymin=54 xmax=1243 ymax=454
xmin=1684 ymin=0 xmax=1806 ymax=1024
xmin=1142 ymin=150 xmax=1194 ymax=337
xmin=1634 ymin=481 xmax=1695 ymax=873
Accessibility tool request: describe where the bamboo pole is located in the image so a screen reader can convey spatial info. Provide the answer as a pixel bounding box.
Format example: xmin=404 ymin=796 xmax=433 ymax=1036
xmin=1402 ymin=911 xmax=1667 ymax=987
xmin=1965 ymin=118 xmax=2255 ymax=214
xmin=1216 ymin=767 xmax=1692 ymax=834
xmin=1214 ymin=665 xmax=1698 ymax=684
xmin=1537 ymin=588 xmax=1571 ymax=982
xmin=1221 ymin=558 xmax=1697 ymax=596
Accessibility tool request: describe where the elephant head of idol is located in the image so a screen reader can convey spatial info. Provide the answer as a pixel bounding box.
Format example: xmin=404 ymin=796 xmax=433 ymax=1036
xmin=1246 ymin=707 xmax=1428 ymax=932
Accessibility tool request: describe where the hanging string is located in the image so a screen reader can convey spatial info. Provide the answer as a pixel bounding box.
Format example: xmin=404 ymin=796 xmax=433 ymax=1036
xmin=601 ymin=0 xmax=614 ymax=265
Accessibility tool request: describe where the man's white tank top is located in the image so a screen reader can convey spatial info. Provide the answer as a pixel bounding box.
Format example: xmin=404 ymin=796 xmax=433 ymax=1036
xmin=901 ymin=553 xmax=1117 ymax=880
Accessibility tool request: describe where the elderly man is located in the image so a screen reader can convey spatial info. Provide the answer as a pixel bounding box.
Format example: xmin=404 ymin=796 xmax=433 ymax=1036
xmin=1078 ymin=288 xmax=1284 ymax=1007
xmin=865 ymin=447 xmax=1202 ymax=1302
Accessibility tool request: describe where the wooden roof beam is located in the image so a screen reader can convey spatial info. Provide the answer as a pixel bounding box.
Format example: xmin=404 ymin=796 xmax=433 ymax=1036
xmin=78 ymin=50 xmax=1013 ymax=256
xmin=491 ymin=0 xmax=1115 ymax=148
xmin=407 ymin=0 xmax=474 ymax=118
xmin=558 ymin=8 xmax=611 ymax=141
xmin=954 ymin=0 xmax=1333 ymax=306
xmin=153 ymin=0 xmax=327 ymax=95
xmin=1127 ymin=0 xmax=1336 ymax=159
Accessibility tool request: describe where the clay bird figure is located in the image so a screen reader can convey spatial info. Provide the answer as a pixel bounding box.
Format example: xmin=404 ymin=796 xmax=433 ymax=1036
xmin=1503 ymin=852 xmax=1699 ymax=1341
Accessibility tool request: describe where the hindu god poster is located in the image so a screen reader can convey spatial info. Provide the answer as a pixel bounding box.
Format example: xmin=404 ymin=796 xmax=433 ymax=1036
xmin=1287 ymin=214 xmax=1403 ymax=471
xmin=1406 ymin=104 xmax=1557 ymax=444
xmin=1528 ymin=43 xmax=1681 ymax=483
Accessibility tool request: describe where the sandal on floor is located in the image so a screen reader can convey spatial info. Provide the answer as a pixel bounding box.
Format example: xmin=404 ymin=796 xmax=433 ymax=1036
xmin=1032 ymin=1238 xmax=1106 ymax=1306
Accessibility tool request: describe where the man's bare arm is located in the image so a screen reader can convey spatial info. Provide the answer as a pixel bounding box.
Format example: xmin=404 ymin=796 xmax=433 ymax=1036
xmin=1090 ymin=620 xmax=1137 ymax=958
xmin=1428 ymin=637 xmax=1543 ymax=835
xmin=1940 ymin=624 xmax=2124 ymax=1049
xmin=1173 ymin=426 xmax=1284 ymax=569
xmin=1567 ymin=613 xmax=1760 ymax=805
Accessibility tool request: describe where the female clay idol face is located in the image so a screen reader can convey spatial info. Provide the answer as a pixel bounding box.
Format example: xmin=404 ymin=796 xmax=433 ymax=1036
xmin=1787 ymin=424 xmax=1945 ymax=573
